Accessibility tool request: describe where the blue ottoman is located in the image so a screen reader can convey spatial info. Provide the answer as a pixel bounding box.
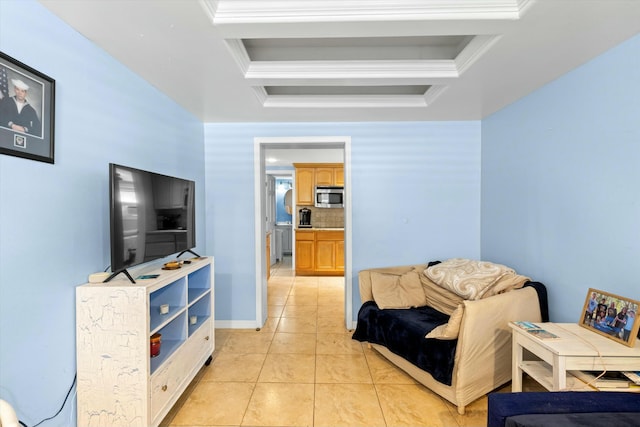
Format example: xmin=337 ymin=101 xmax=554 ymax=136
xmin=487 ymin=392 xmax=640 ymax=427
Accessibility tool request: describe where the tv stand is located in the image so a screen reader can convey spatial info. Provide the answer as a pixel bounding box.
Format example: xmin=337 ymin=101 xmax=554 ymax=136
xmin=177 ymin=248 xmax=200 ymax=258
xmin=103 ymin=268 xmax=136 ymax=284
xmin=76 ymin=257 xmax=214 ymax=426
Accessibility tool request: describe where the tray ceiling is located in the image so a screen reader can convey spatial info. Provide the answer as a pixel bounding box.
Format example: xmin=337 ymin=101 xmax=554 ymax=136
xmin=38 ymin=0 xmax=640 ymax=122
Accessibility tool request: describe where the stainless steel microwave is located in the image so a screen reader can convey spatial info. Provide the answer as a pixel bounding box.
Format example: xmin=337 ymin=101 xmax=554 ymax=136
xmin=315 ymin=186 xmax=344 ymax=208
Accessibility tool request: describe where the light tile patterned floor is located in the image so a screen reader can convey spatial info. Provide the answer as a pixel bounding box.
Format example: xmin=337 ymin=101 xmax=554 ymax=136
xmin=161 ymin=256 xmax=540 ymax=427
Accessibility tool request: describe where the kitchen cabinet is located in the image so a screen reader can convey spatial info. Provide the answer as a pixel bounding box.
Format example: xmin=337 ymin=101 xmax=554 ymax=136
xmin=295 ymin=229 xmax=344 ymax=276
xmin=295 ymin=167 xmax=315 ymax=205
xmin=336 ymin=240 xmax=345 ymax=271
xmin=315 ymin=230 xmax=344 ymax=275
xmin=294 ymin=163 xmax=344 ymax=206
xmin=76 ymin=258 xmax=214 ymax=427
xmin=315 ymin=166 xmax=344 ymax=187
xmin=295 ymin=230 xmax=315 ymax=275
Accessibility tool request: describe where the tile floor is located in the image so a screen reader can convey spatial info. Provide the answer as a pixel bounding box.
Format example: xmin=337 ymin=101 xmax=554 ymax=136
xmin=162 ymin=256 xmax=541 ymax=427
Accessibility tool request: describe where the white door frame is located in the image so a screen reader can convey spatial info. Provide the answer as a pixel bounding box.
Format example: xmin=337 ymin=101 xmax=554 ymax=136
xmin=253 ymin=136 xmax=353 ymax=329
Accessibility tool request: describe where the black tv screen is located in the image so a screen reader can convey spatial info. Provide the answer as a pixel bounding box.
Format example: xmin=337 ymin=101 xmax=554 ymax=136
xmin=109 ymin=163 xmax=195 ymax=279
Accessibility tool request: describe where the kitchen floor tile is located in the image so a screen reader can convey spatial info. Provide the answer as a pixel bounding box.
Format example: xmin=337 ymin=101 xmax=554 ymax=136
xmin=258 ymin=353 xmax=316 ymax=383
xmin=314 ymin=383 xmax=385 ymax=427
xmin=241 ymin=383 xmax=314 ymax=426
xmin=376 ymin=383 xmax=458 ymax=427
xmin=269 ymin=332 xmax=317 ymax=354
xmin=170 ymin=381 xmax=254 ymax=426
xmin=315 ymin=353 xmax=372 ymax=383
xmin=200 ymin=353 xmax=267 ymax=383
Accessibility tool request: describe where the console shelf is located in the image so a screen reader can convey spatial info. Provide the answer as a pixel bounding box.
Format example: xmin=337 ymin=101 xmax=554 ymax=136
xmin=76 ymin=257 xmax=214 ymax=427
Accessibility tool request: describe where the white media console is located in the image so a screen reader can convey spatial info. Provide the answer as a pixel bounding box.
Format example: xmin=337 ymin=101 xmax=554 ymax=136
xmin=76 ymin=256 xmax=214 ymax=426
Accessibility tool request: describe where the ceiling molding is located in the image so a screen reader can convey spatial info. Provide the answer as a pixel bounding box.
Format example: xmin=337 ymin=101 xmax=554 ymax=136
xmin=208 ymin=0 xmax=526 ymax=24
xmin=455 ymin=35 xmax=502 ymax=74
xmin=256 ymin=85 xmax=447 ymax=109
xmin=198 ymin=0 xmax=218 ymax=25
xmin=223 ymin=39 xmax=251 ymax=74
xmin=262 ymin=95 xmax=431 ymax=108
xmin=244 ymin=60 xmax=460 ymax=82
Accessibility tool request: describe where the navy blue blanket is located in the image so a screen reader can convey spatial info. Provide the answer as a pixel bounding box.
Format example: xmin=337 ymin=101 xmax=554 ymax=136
xmin=352 ymin=302 xmax=457 ymax=385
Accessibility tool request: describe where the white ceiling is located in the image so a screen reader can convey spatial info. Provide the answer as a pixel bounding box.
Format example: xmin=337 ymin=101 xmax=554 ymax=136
xmin=38 ymin=0 xmax=640 ymax=123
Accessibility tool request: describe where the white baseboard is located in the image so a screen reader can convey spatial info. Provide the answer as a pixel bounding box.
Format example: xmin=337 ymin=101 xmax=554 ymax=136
xmin=215 ymin=320 xmax=261 ymax=329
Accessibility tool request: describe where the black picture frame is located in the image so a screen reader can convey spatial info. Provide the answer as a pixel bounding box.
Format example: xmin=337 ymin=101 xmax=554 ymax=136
xmin=0 ymin=51 xmax=55 ymax=164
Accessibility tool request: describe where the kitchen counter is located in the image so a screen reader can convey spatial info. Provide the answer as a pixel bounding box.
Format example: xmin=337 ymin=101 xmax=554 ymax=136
xmin=296 ymin=227 xmax=344 ymax=231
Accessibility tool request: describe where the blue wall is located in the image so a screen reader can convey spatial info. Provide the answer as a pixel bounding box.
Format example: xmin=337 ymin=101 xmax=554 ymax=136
xmin=481 ymin=34 xmax=640 ymax=322
xmin=205 ymin=122 xmax=482 ymax=324
xmin=0 ymin=1 xmax=205 ymax=424
xmin=2 ymin=1 xmax=639 ymax=424
xmin=275 ymin=178 xmax=293 ymax=224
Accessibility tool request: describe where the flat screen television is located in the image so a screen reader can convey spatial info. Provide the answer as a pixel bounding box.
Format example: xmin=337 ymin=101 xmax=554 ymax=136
xmin=106 ymin=163 xmax=197 ymax=282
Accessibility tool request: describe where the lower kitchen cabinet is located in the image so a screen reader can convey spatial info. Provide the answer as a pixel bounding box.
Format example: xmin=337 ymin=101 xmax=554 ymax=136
xmin=295 ymin=230 xmax=315 ymax=275
xmin=295 ymin=229 xmax=344 ymax=276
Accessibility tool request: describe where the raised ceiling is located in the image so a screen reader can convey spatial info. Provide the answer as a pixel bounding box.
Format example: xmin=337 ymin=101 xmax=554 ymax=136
xmin=38 ymin=0 xmax=640 ymax=122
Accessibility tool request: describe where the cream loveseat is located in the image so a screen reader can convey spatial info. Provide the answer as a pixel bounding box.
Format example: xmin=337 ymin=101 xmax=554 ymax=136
xmin=352 ymin=259 xmax=547 ymax=415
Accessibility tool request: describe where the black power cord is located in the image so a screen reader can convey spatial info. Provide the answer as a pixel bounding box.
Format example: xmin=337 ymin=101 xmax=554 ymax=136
xmin=20 ymin=373 xmax=76 ymax=427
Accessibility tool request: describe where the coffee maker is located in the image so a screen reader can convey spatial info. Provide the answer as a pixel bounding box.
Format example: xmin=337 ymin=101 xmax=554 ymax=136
xmin=299 ymin=208 xmax=312 ymax=228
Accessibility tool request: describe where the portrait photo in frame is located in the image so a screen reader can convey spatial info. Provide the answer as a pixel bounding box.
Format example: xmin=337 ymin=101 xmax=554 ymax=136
xmin=0 ymin=51 xmax=55 ymax=164
xmin=580 ymin=287 xmax=639 ymax=347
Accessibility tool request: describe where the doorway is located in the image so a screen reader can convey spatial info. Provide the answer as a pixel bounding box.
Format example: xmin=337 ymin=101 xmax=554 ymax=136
xmin=254 ymin=136 xmax=352 ymax=330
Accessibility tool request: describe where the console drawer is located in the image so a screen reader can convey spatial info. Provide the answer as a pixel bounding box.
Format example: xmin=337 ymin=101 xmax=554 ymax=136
xmin=150 ymin=354 xmax=187 ymax=418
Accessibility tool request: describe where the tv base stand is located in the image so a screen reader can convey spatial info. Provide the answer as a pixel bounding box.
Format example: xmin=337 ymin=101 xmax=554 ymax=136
xmin=103 ymin=268 xmax=136 ymax=283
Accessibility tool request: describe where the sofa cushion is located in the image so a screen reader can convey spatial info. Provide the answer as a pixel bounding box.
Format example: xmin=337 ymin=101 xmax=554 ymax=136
xmin=425 ymin=304 xmax=464 ymax=340
xmin=371 ymin=270 xmax=427 ymax=309
xmin=425 ymin=258 xmax=528 ymax=300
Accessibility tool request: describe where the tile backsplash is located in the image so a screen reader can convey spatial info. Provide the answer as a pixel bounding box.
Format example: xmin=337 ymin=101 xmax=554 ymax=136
xmin=296 ymin=206 xmax=344 ymax=228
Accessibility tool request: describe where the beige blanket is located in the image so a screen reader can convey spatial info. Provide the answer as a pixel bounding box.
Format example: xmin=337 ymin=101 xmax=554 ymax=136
xmin=424 ymin=258 xmax=530 ymax=300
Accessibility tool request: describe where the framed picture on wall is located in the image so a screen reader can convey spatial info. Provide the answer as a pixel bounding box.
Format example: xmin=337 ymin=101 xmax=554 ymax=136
xmin=0 ymin=51 xmax=55 ymax=164
xmin=580 ymin=288 xmax=639 ymax=347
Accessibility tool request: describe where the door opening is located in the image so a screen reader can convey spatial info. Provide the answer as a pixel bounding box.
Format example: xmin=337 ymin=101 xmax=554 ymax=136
xmin=254 ymin=137 xmax=353 ymax=330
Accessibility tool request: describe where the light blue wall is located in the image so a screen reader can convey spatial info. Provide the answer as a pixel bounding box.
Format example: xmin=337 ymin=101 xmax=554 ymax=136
xmin=481 ymin=34 xmax=640 ymax=322
xmin=275 ymin=178 xmax=293 ymax=224
xmin=0 ymin=1 xmax=205 ymax=424
xmin=205 ymin=122 xmax=481 ymax=323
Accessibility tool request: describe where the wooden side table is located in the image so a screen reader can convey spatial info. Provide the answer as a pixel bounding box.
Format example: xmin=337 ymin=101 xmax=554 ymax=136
xmin=510 ymin=322 xmax=640 ymax=392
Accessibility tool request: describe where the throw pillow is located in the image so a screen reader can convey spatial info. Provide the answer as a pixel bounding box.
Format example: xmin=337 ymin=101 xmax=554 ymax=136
xmin=425 ymin=304 xmax=464 ymax=340
xmin=371 ymin=269 xmax=427 ymax=309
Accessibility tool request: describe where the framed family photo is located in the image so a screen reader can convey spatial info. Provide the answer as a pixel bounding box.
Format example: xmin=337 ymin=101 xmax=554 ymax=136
xmin=0 ymin=51 xmax=55 ymax=164
xmin=580 ymin=288 xmax=639 ymax=347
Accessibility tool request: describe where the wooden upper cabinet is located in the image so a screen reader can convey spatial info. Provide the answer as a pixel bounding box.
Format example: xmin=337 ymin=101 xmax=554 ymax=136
xmin=334 ymin=168 xmax=344 ymax=186
xmin=315 ymin=168 xmax=334 ymax=186
xmin=295 ymin=163 xmax=343 ymax=206
xmin=295 ymin=167 xmax=315 ymax=205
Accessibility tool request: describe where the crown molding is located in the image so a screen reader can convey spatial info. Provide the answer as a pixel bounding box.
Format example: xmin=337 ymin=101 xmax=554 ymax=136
xmin=198 ymin=0 xmax=218 ymax=25
xmin=224 ymin=39 xmax=251 ymax=74
xmin=207 ymin=1 xmax=525 ymax=24
xmin=257 ymin=85 xmax=447 ymax=109
xmin=455 ymin=35 xmax=502 ymax=75
xmin=244 ymin=60 xmax=459 ymax=82
xmin=262 ymin=95 xmax=429 ymax=108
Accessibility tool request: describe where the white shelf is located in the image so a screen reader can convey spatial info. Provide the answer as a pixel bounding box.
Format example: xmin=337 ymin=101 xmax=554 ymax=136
xmin=76 ymin=256 xmax=215 ymax=427
xmin=519 ymin=361 xmax=590 ymax=391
